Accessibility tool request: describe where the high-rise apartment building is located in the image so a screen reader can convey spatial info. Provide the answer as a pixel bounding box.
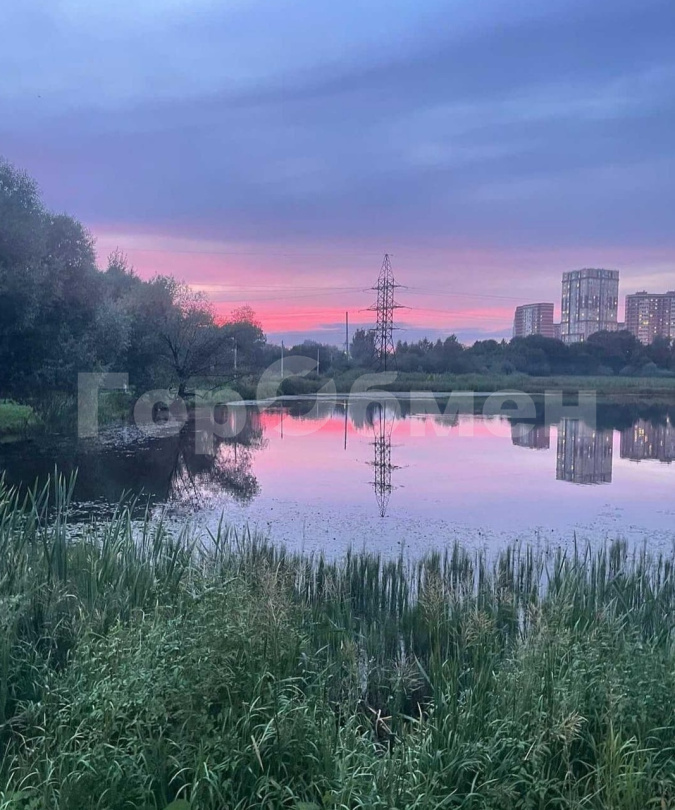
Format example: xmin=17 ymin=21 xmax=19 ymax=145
xmin=625 ymin=291 xmax=675 ymax=344
xmin=513 ymin=302 xmax=555 ymax=338
xmin=560 ymin=269 xmax=619 ymax=344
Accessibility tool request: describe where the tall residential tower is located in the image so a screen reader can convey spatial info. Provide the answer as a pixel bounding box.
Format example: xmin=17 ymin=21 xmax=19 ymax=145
xmin=513 ymin=302 xmax=555 ymax=338
xmin=625 ymin=291 xmax=675 ymax=344
xmin=560 ymin=269 xmax=619 ymax=344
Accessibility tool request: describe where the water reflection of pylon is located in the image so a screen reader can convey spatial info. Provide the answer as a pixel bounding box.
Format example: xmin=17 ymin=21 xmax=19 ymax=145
xmin=368 ymin=403 xmax=398 ymax=517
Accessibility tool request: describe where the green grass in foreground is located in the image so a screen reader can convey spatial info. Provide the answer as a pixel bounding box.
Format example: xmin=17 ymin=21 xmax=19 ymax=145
xmin=1 ymin=477 xmax=675 ymax=809
xmin=0 ymin=402 xmax=39 ymax=437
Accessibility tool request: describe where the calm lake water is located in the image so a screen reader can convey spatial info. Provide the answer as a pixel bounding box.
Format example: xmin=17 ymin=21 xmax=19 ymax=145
xmin=1 ymin=395 xmax=674 ymax=556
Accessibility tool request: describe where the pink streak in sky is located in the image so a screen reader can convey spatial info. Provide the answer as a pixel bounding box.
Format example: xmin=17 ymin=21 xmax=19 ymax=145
xmin=92 ymin=226 xmax=675 ymax=340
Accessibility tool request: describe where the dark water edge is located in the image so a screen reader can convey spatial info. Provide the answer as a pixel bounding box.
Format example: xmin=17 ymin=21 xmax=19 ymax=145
xmin=0 ymin=397 xmax=674 ymax=548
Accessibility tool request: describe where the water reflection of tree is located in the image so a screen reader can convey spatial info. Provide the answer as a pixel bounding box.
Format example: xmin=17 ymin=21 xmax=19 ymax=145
xmin=166 ymin=412 xmax=266 ymax=507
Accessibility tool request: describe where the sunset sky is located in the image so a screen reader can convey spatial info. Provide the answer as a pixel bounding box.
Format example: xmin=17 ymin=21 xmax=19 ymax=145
xmin=2 ymin=0 xmax=674 ymax=344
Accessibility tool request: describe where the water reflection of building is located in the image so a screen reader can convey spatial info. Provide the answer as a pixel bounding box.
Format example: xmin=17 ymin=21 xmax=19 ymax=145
xmin=556 ymin=419 xmax=613 ymax=484
xmin=511 ymin=422 xmax=551 ymax=450
xmin=620 ymin=419 xmax=675 ymax=463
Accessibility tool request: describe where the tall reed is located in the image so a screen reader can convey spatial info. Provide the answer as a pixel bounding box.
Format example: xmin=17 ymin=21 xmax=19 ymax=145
xmin=0 ymin=476 xmax=673 ymax=808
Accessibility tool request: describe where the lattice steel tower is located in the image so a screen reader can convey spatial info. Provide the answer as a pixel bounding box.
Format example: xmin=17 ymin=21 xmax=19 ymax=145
xmin=368 ymin=254 xmax=403 ymax=370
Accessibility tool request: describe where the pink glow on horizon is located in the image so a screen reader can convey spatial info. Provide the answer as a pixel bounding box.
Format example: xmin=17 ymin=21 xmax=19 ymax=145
xmin=91 ymin=225 xmax=675 ymax=340
xmin=208 ymin=302 xmax=513 ymax=334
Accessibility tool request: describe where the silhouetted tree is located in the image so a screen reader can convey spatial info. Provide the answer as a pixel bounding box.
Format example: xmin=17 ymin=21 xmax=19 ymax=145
xmin=350 ymin=328 xmax=376 ymax=366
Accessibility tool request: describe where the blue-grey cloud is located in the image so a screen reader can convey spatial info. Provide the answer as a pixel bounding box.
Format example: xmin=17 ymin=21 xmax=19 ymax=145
xmin=1 ymin=0 xmax=674 ymax=253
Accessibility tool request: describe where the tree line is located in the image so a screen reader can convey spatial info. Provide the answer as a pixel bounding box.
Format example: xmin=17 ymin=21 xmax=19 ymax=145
xmin=349 ymin=327 xmax=675 ymax=378
xmin=0 ymin=159 xmax=269 ymax=400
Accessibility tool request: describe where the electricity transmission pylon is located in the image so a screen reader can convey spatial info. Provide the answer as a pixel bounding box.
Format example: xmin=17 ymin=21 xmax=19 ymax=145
xmin=368 ymin=254 xmax=403 ymax=370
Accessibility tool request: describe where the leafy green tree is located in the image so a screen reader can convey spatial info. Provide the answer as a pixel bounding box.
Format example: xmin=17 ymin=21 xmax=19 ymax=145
xmin=34 ymin=214 xmax=102 ymax=391
xmin=0 ymin=160 xmax=47 ymax=392
xmin=0 ymin=160 xmax=101 ymax=394
xmin=0 ymin=159 xmax=256 ymax=400
xmin=350 ymin=328 xmax=376 ymax=366
xmin=148 ymin=277 xmax=225 ymax=396
xmin=103 ymin=249 xmax=140 ymax=301
xmin=221 ymin=305 xmax=267 ymax=372
xmin=586 ymin=330 xmax=643 ymax=374
xmin=287 ymin=340 xmax=344 ymax=374
xmin=646 ymin=336 xmax=673 ymax=370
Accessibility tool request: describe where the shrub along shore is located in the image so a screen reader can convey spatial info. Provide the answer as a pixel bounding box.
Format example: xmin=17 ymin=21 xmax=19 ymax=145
xmin=0 ymin=476 xmax=674 ymax=809
xmin=0 ymin=402 xmax=40 ymax=438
